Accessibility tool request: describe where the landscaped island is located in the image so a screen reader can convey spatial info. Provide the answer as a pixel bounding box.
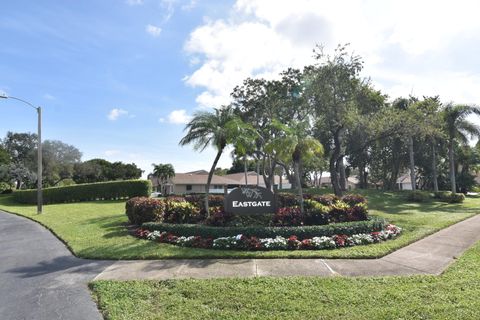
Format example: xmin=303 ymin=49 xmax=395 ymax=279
xmin=128 ymin=192 xmax=402 ymax=251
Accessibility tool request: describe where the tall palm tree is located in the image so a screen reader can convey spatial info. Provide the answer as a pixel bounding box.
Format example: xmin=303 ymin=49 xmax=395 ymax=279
xmin=443 ymin=103 xmax=480 ymax=193
xmin=151 ymin=163 xmax=175 ymax=195
xmin=179 ymin=106 xmax=235 ymax=215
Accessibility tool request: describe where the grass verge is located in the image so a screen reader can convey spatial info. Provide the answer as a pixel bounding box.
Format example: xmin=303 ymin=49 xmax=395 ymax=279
xmin=0 ymin=189 xmax=478 ymax=259
xmin=90 ymin=239 xmax=480 ymax=319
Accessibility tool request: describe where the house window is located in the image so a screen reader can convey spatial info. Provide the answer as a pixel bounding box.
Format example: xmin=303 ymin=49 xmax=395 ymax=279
xmin=186 ymin=184 xmax=192 ymax=191
xmin=213 ymin=185 xmax=222 ymax=189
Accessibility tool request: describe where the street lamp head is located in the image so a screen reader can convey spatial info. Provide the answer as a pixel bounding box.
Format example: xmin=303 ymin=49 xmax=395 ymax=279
xmin=0 ymin=93 xmax=7 ymax=99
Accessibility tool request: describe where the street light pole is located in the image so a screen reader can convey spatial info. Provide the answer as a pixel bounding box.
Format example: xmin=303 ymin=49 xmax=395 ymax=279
xmin=0 ymin=94 xmax=43 ymax=214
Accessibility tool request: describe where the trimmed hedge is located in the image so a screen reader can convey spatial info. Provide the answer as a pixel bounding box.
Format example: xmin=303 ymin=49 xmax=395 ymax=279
xmin=141 ymin=217 xmax=386 ymax=240
xmin=13 ymin=180 xmax=152 ymax=204
xmin=433 ymin=191 xmax=465 ymax=203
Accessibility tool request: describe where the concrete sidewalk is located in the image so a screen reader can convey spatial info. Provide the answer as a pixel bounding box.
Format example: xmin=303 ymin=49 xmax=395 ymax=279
xmin=95 ymin=214 xmax=480 ymax=280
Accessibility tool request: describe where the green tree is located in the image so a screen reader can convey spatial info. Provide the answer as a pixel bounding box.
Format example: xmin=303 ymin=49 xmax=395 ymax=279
xmin=0 ymin=146 xmax=10 ymax=166
xmin=442 ymin=104 xmax=480 ymax=192
xmin=42 ymin=140 xmax=82 ymax=186
xmin=266 ymin=120 xmax=323 ymax=213
xmin=151 ymin=163 xmax=175 ymax=195
xmin=179 ymin=106 xmax=236 ymax=215
xmin=305 ymin=45 xmax=362 ymax=196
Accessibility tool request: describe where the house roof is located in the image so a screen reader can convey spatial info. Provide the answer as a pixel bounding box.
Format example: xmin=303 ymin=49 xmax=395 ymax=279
xmin=224 ymin=171 xmax=285 ymax=185
xmin=150 ymin=172 xmax=240 ymax=186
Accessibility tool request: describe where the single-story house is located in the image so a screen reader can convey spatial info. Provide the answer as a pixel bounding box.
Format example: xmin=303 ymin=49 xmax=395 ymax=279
xmin=223 ymin=171 xmax=291 ymax=190
xmin=314 ymin=174 xmax=359 ymax=190
xmin=397 ymin=173 xmax=414 ymax=190
xmin=149 ymin=171 xmax=241 ymax=195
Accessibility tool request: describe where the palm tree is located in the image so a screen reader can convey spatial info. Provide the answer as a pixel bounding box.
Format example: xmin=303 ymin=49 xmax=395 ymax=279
xmin=151 ymin=163 xmax=175 ymax=195
xmin=443 ymin=103 xmax=480 ymax=193
xmin=266 ymin=120 xmax=323 ymax=213
xmin=179 ymin=106 xmax=235 ymax=215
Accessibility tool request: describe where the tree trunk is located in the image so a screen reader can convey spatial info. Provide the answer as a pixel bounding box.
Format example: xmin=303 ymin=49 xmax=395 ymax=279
xmin=408 ymin=135 xmax=416 ymax=191
xmin=243 ymin=155 xmax=248 ymax=186
xmin=449 ymin=139 xmax=456 ymax=193
xmin=330 ymin=128 xmax=344 ymax=196
xmin=256 ymin=160 xmax=260 ymax=186
xmin=294 ymin=160 xmax=304 ymax=213
xmin=432 ymin=139 xmax=438 ymax=192
xmin=338 ymin=157 xmax=347 ymax=191
xmin=206 ymin=148 xmax=224 ymax=216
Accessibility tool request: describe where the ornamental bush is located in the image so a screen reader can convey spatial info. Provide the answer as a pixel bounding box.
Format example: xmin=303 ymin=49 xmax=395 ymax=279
xmin=0 ymin=182 xmax=13 ymax=194
xmin=126 ymin=197 xmax=165 ymax=225
xmin=341 ymin=194 xmax=367 ymax=206
xmin=311 ymin=194 xmax=340 ymax=206
xmin=13 ymin=180 xmax=152 ymax=204
xmin=405 ymin=190 xmax=430 ymax=202
xmin=304 ymin=199 xmax=330 ymax=225
xmin=185 ymin=194 xmax=225 ymax=213
xmin=328 ymin=201 xmax=351 ymax=223
xmin=433 ymin=191 xmax=465 ymax=203
xmin=204 ymin=207 xmax=233 ymax=226
xmin=142 ymin=217 xmax=387 ymax=240
xmin=163 ymin=200 xmax=201 ymax=224
xmin=276 ymin=193 xmax=298 ymax=207
xmin=272 ymin=207 xmax=304 ymax=226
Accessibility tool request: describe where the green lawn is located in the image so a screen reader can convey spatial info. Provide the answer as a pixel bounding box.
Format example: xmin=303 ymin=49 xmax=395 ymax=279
xmin=90 ymin=239 xmax=480 ymax=320
xmin=0 ymin=190 xmax=478 ymax=259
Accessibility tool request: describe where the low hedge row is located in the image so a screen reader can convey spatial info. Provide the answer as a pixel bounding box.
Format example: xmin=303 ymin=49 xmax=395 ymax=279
xmin=13 ymin=180 xmax=152 ymax=204
xmin=433 ymin=191 xmax=466 ymax=203
xmin=141 ymin=217 xmax=386 ymax=240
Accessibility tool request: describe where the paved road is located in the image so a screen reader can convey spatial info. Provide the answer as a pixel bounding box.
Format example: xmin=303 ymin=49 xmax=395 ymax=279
xmin=0 ymin=211 xmax=112 ymax=320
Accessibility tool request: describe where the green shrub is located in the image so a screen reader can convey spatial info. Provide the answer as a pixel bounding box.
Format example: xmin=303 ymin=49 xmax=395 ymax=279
xmin=304 ymin=199 xmax=329 ymax=225
xmin=184 ymin=194 xmax=225 ymax=213
xmin=142 ymin=217 xmax=387 ymax=240
xmin=0 ymin=182 xmax=13 ymax=194
xmin=434 ymin=191 xmax=465 ymax=203
xmin=277 ymin=193 xmax=299 ymax=207
xmin=163 ymin=200 xmax=201 ymax=224
xmin=204 ymin=207 xmax=233 ymax=226
xmin=126 ymin=197 xmax=165 ymax=225
xmin=405 ymin=190 xmax=430 ymax=202
xmin=13 ymin=179 xmax=152 ymax=204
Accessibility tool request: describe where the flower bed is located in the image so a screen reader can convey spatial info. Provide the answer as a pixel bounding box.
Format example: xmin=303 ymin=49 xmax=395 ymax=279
xmin=141 ymin=217 xmax=386 ymax=239
xmin=134 ymin=224 xmax=402 ymax=251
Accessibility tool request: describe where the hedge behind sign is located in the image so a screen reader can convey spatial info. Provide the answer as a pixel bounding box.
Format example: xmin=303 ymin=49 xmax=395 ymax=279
xmin=225 ymin=186 xmax=275 ymax=215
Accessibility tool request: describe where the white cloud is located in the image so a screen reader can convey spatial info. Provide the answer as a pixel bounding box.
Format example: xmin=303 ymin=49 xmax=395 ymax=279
xmin=43 ymin=93 xmax=56 ymax=100
xmin=104 ymin=150 xmax=120 ymax=156
xmin=168 ymin=109 xmax=192 ymax=124
xmin=184 ymin=0 xmax=480 ymax=108
xmin=145 ymin=24 xmax=162 ymax=37
xmin=158 ymin=117 xmax=165 ymax=123
xmin=107 ymin=108 xmax=128 ymax=121
xmin=125 ymin=0 xmax=143 ymax=5
xmin=181 ymin=0 xmax=197 ymax=11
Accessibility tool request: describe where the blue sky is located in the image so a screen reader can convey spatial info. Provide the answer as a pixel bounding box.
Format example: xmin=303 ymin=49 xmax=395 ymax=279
xmin=2 ymin=0 xmax=480 ymax=176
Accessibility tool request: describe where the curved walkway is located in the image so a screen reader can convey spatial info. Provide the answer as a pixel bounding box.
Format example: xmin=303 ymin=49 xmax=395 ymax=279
xmin=2 ymin=210 xmax=480 ymax=319
xmin=0 ymin=211 xmax=112 ymax=320
xmin=96 ymin=214 xmax=480 ymax=280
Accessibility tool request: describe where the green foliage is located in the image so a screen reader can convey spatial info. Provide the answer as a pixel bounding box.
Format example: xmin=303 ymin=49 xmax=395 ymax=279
xmin=73 ymin=159 xmax=143 ymax=184
xmin=434 ymin=191 xmax=465 ymax=203
xmin=405 ymin=190 xmax=431 ymax=202
xmin=13 ymin=179 xmax=152 ymax=204
xmin=0 ymin=182 xmax=13 ymax=194
xmin=142 ymin=217 xmax=386 ymax=240
xmin=163 ymin=200 xmax=201 ymax=224
xmin=126 ymin=197 xmax=165 ymax=225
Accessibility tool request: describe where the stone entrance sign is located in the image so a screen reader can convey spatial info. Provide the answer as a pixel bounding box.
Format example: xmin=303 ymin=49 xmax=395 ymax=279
xmin=225 ymin=186 xmax=275 ymax=215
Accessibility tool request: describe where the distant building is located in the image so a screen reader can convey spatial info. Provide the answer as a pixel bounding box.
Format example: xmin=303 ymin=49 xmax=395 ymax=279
xmin=397 ymin=172 xmax=414 ymax=190
xmin=149 ymin=170 xmax=291 ymax=195
xmin=148 ymin=171 xmax=239 ymax=195
xmin=224 ymin=171 xmax=291 ymax=190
